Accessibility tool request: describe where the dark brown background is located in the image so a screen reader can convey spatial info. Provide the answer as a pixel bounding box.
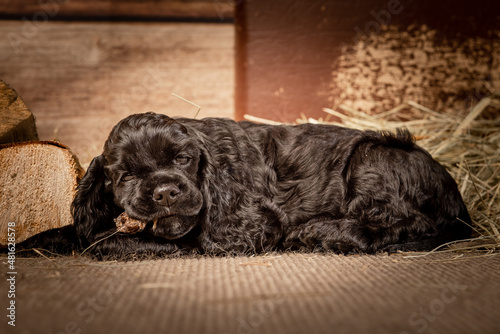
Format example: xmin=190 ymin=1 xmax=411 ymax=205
xmin=235 ymin=0 xmax=500 ymax=123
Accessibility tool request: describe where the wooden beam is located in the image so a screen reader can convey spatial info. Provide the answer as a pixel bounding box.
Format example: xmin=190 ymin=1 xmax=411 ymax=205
xmin=0 ymin=0 xmax=234 ymax=21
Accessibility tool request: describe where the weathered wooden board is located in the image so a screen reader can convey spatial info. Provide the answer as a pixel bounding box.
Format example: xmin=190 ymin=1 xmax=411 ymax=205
xmin=0 ymin=0 xmax=234 ymax=22
xmin=0 ymin=21 xmax=235 ymax=165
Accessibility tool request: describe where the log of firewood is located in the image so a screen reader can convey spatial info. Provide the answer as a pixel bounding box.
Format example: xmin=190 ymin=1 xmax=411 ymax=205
xmin=0 ymin=79 xmax=39 ymax=144
xmin=0 ymin=141 xmax=84 ymax=245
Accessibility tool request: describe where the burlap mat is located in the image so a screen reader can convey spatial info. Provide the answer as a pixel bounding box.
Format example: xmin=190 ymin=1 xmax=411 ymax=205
xmin=2 ymin=253 xmax=499 ymax=334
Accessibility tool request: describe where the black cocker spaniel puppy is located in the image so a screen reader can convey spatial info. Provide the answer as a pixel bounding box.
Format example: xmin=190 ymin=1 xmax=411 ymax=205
xmin=21 ymin=112 xmax=471 ymax=258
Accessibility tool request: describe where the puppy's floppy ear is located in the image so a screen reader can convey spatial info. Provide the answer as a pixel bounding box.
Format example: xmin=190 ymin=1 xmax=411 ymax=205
xmin=194 ymin=135 xmax=219 ymax=213
xmin=194 ymin=129 xmax=284 ymax=253
xmin=71 ymin=155 xmax=119 ymax=247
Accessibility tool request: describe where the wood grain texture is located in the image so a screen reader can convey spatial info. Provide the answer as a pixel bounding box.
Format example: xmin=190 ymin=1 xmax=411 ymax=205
xmin=0 ymin=79 xmax=38 ymax=144
xmin=0 ymin=21 xmax=235 ymax=166
xmin=0 ymin=0 xmax=234 ymax=21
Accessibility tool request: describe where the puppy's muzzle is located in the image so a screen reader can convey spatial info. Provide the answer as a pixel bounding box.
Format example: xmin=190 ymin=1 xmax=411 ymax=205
xmin=153 ymin=184 xmax=180 ymax=206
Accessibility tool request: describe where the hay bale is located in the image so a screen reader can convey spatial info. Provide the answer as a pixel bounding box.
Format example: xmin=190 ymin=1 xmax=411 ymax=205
xmin=0 ymin=79 xmax=38 ymax=144
xmin=0 ymin=142 xmax=84 ymax=245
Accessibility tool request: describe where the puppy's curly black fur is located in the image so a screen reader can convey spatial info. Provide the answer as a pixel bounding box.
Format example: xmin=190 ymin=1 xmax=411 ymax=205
xmin=20 ymin=112 xmax=471 ymax=258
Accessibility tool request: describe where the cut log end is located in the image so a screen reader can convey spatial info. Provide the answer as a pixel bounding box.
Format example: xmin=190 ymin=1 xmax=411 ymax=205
xmin=0 ymin=142 xmax=84 ymax=245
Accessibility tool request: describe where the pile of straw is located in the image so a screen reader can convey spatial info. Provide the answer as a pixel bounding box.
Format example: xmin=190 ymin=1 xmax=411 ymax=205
xmin=245 ymin=97 xmax=500 ymax=254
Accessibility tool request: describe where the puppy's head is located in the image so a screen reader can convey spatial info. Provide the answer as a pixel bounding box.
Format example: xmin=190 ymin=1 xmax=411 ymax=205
xmin=103 ymin=112 xmax=204 ymax=239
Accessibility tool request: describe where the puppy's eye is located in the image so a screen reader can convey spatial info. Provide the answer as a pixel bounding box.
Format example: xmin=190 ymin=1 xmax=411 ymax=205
xmin=121 ymin=174 xmax=135 ymax=182
xmin=174 ymin=155 xmax=191 ymax=165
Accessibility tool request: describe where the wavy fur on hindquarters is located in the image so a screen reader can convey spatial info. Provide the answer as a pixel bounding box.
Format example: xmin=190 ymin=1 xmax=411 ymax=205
xmin=16 ymin=113 xmax=471 ymax=258
xmin=243 ymin=123 xmax=471 ymax=253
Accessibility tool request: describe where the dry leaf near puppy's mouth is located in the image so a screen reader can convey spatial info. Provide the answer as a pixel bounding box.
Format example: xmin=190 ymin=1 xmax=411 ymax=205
xmin=114 ymin=212 xmax=147 ymax=234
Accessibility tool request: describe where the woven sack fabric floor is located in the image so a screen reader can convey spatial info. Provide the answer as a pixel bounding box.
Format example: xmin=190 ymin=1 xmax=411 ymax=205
xmin=1 ymin=253 xmax=499 ymax=334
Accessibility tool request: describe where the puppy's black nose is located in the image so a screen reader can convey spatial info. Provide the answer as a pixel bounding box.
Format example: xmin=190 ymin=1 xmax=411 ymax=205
xmin=153 ymin=184 xmax=180 ymax=206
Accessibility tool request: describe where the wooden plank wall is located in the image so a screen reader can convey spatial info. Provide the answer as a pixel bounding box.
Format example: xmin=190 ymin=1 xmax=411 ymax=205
xmin=0 ymin=1 xmax=235 ymax=166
